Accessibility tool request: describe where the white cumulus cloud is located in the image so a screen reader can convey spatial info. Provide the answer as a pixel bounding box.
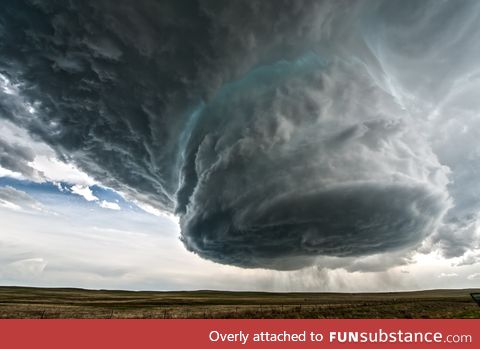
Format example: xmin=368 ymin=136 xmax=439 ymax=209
xmin=99 ymin=200 xmax=121 ymax=210
xmin=70 ymin=185 xmax=98 ymax=202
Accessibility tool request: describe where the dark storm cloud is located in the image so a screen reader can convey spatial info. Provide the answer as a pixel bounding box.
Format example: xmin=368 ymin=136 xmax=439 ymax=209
xmin=431 ymin=217 xmax=479 ymax=259
xmin=177 ymin=57 xmax=449 ymax=268
xmin=0 ymin=0 xmax=475 ymax=269
xmin=0 ymin=0 xmax=349 ymax=212
xmin=0 ymin=138 xmax=37 ymax=178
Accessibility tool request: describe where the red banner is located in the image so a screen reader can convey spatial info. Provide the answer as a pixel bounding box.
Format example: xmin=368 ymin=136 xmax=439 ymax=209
xmin=0 ymin=319 xmax=477 ymax=349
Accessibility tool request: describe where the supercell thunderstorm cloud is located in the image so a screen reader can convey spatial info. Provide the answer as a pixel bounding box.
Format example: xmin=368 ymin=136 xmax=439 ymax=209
xmin=1 ymin=0 xmax=480 ymax=271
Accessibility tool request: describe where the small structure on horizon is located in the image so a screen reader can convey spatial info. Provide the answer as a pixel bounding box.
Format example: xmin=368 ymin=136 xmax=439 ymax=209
xmin=471 ymin=293 xmax=480 ymax=306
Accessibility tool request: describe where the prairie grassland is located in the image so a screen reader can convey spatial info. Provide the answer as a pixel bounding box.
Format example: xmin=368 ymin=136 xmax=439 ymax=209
xmin=0 ymin=287 xmax=478 ymax=319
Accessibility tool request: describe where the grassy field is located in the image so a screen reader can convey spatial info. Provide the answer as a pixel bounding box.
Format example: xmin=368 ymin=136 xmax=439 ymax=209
xmin=0 ymin=286 xmax=479 ymax=319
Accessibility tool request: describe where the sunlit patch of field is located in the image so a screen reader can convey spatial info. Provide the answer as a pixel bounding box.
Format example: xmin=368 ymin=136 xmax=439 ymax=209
xmin=0 ymin=287 xmax=478 ymax=319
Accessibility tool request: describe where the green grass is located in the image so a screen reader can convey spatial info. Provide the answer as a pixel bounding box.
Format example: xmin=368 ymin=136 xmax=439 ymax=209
xmin=0 ymin=286 xmax=479 ymax=318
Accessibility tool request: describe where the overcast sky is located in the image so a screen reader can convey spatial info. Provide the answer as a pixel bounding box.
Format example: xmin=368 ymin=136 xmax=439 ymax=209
xmin=0 ymin=0 xmax=479 ymax=291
